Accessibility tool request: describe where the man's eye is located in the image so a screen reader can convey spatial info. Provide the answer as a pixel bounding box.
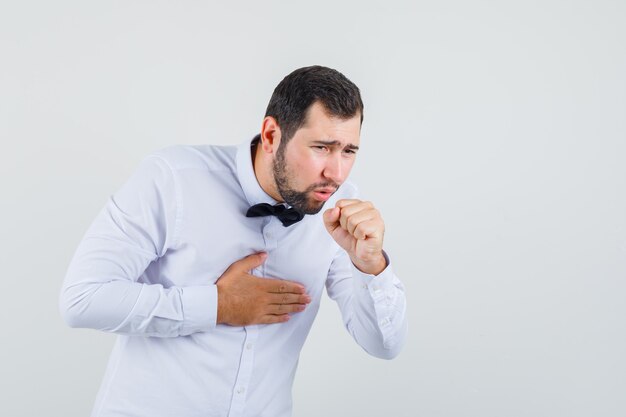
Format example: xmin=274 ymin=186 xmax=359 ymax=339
xmin=344 ymin=149 xmax=356 ymax=155
xmin=313 ymin=146 xmax=327 ymax=151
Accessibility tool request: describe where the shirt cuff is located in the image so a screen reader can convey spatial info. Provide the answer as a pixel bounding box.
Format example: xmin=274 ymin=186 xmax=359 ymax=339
xmin=350 ymin=250 xmax=401 ymax=349
xmin=351 ymin=251 xmax=398 ymax=303
xmin=180 ymin=285 xmax=218 ymax=335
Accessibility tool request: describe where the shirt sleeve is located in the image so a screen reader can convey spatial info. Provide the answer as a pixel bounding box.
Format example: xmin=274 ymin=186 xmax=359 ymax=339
xmin=59 ymin=154 xmax=217 ymax=337
xmin=325 ymin=247 xmax=408 ymax=359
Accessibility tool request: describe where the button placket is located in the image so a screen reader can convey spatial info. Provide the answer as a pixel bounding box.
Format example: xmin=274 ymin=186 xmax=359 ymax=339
xmin=262 ymin=218 xmax=279 ymax=251
xmin=227 ymin=326 xmax=259 ymax=417
xmin=227 ymin=217 xmax=277 ymax=416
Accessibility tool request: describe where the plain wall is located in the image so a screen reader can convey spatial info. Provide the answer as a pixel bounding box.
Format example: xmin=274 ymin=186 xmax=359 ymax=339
xmin=1 ymin=1 xmax=625 ymax=416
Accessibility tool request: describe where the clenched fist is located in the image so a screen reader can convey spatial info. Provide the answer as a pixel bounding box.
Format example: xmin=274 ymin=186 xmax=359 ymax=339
xmin=323 ymin=199 xmax=387 ymax=275
xmin=215 ymin=252 xmax=311 ymax=326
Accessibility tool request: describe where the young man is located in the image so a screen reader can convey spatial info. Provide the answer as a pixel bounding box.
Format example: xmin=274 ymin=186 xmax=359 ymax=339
xmin=60 ymin=65 xmax=407 ymax=417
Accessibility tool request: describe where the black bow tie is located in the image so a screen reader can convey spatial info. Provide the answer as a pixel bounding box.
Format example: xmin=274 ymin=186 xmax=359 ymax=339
xmin=246 ymin=203 xmax=305 ymax=227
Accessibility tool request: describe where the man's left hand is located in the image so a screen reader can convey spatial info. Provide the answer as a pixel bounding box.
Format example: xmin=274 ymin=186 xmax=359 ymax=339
xmin=323 ymin=199 xmax=387 ymax=275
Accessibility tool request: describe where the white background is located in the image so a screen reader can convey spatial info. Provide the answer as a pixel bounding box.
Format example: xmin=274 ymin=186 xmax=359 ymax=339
xmin=1 ymin=1 xmax=625 ymax=416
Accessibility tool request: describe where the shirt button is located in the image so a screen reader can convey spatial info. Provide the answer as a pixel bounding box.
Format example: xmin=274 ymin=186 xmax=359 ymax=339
xmin=246 ymin=343 xmax=253 ymax=350
xmin=380 ymin=317 xmax=391 ymax=326
xmin=237 ymin=387 xmax=245 ymax=394
xmin=373 ymin=288 xmax=382 ymax=295
xmin=266 ymin=232 xmax=273 ymax=239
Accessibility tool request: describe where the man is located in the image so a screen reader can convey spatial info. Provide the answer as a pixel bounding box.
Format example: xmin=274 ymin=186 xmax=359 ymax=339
xmin=60 ymin=65 xmax=407 ymax=417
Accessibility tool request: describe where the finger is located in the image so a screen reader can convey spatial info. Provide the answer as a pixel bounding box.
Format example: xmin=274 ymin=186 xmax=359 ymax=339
xmin=264 ymin=279 xmax=306 ymax=294
xmin=268 ymin=293 xmax=311 ymax=305
xmin=323 ymin=207 xmax=341 ymax=233
xmin=338 ymin=201 xmax=374 ymax=223
xmin=233 ymin=252 xmax=268 ymax=273
xmin=267 ymin=303 xmax=307 ymax=315
xmin=338 ymin=201 xmax=374 ymax=231
xmin=345 ymin=208 xmax=378 ymax=237
xmin=353 ymin=219 xmax=383 ymax=240
xmin=261 ymin=314 xmax=291 ymax=324
xmin=335 ymin=199 xmax=362 ymax=209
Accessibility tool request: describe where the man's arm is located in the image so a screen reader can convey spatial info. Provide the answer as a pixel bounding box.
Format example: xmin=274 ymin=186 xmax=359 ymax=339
xmin=323 ymin=199 xmax=408 ymax=359
xmin=59 ymin=154 xmax=310 ymax=336
xmin=59 ymin=154 xmax=218 ymax=337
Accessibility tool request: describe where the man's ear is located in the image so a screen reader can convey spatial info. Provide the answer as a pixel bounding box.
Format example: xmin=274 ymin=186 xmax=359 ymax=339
xmin=260 ymin=116 xmax=282 ymax=154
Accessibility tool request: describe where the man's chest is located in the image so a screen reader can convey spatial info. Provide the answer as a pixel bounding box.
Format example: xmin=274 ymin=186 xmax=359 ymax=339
xmin=150 ymin=192 xmax=339 ymax=294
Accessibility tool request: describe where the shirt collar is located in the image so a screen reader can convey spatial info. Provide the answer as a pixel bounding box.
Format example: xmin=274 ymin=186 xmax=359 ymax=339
xmin=236 ymin=134 xmax=281 ymax=206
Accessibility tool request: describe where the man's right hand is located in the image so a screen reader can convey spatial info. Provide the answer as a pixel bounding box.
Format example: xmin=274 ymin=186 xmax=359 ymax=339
xmin=215 ymin=252 xmax=311 ymax=326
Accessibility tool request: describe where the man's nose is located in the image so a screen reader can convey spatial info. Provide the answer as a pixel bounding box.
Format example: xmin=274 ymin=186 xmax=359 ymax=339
xmin=323 ymin=153 xmax=344 ymax=184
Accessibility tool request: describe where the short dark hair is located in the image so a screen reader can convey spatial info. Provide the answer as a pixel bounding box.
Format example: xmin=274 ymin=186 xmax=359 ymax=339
xmin=264 ymin=65 xmax=364 ymax=143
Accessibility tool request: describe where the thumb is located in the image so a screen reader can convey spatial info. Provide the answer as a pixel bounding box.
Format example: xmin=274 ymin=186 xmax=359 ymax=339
xmin=236 ymin=252 xmax=268 ymax=272
xmin=323 ymin=207 xmax=340 ymax=233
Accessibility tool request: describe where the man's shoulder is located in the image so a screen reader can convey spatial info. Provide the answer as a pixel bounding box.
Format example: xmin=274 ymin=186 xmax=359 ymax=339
xmin=147 ymin=143 xmax=237 ymax=174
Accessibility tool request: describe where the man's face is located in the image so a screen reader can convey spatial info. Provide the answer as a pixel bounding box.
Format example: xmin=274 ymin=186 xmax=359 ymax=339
xmin=272 ymin=101 xmax=361 ymax=214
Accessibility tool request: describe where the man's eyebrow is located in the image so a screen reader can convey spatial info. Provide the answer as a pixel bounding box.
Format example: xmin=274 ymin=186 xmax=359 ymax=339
xmin=311 ymin=140 xmax=360 ymax=150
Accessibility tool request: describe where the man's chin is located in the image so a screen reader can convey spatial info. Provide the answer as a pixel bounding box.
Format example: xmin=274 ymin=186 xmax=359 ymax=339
xmin=299 ymin=198 xmax=326 ymax=215
xmin=281 ymin=189 xmax=331 ymax=215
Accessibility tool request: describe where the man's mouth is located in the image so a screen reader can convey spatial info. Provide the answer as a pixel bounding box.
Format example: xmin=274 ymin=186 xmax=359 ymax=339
xmin=312 ymin=188 xmax=336 ymax=202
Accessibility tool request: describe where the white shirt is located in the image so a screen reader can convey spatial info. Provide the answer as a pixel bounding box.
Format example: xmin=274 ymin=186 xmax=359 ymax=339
xmin=59 ymin=136 xmax=408 ymax=417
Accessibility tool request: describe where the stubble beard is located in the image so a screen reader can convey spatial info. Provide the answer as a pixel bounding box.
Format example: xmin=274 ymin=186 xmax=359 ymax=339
xmin=272 ymin=143 xmax=335 ymax=215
